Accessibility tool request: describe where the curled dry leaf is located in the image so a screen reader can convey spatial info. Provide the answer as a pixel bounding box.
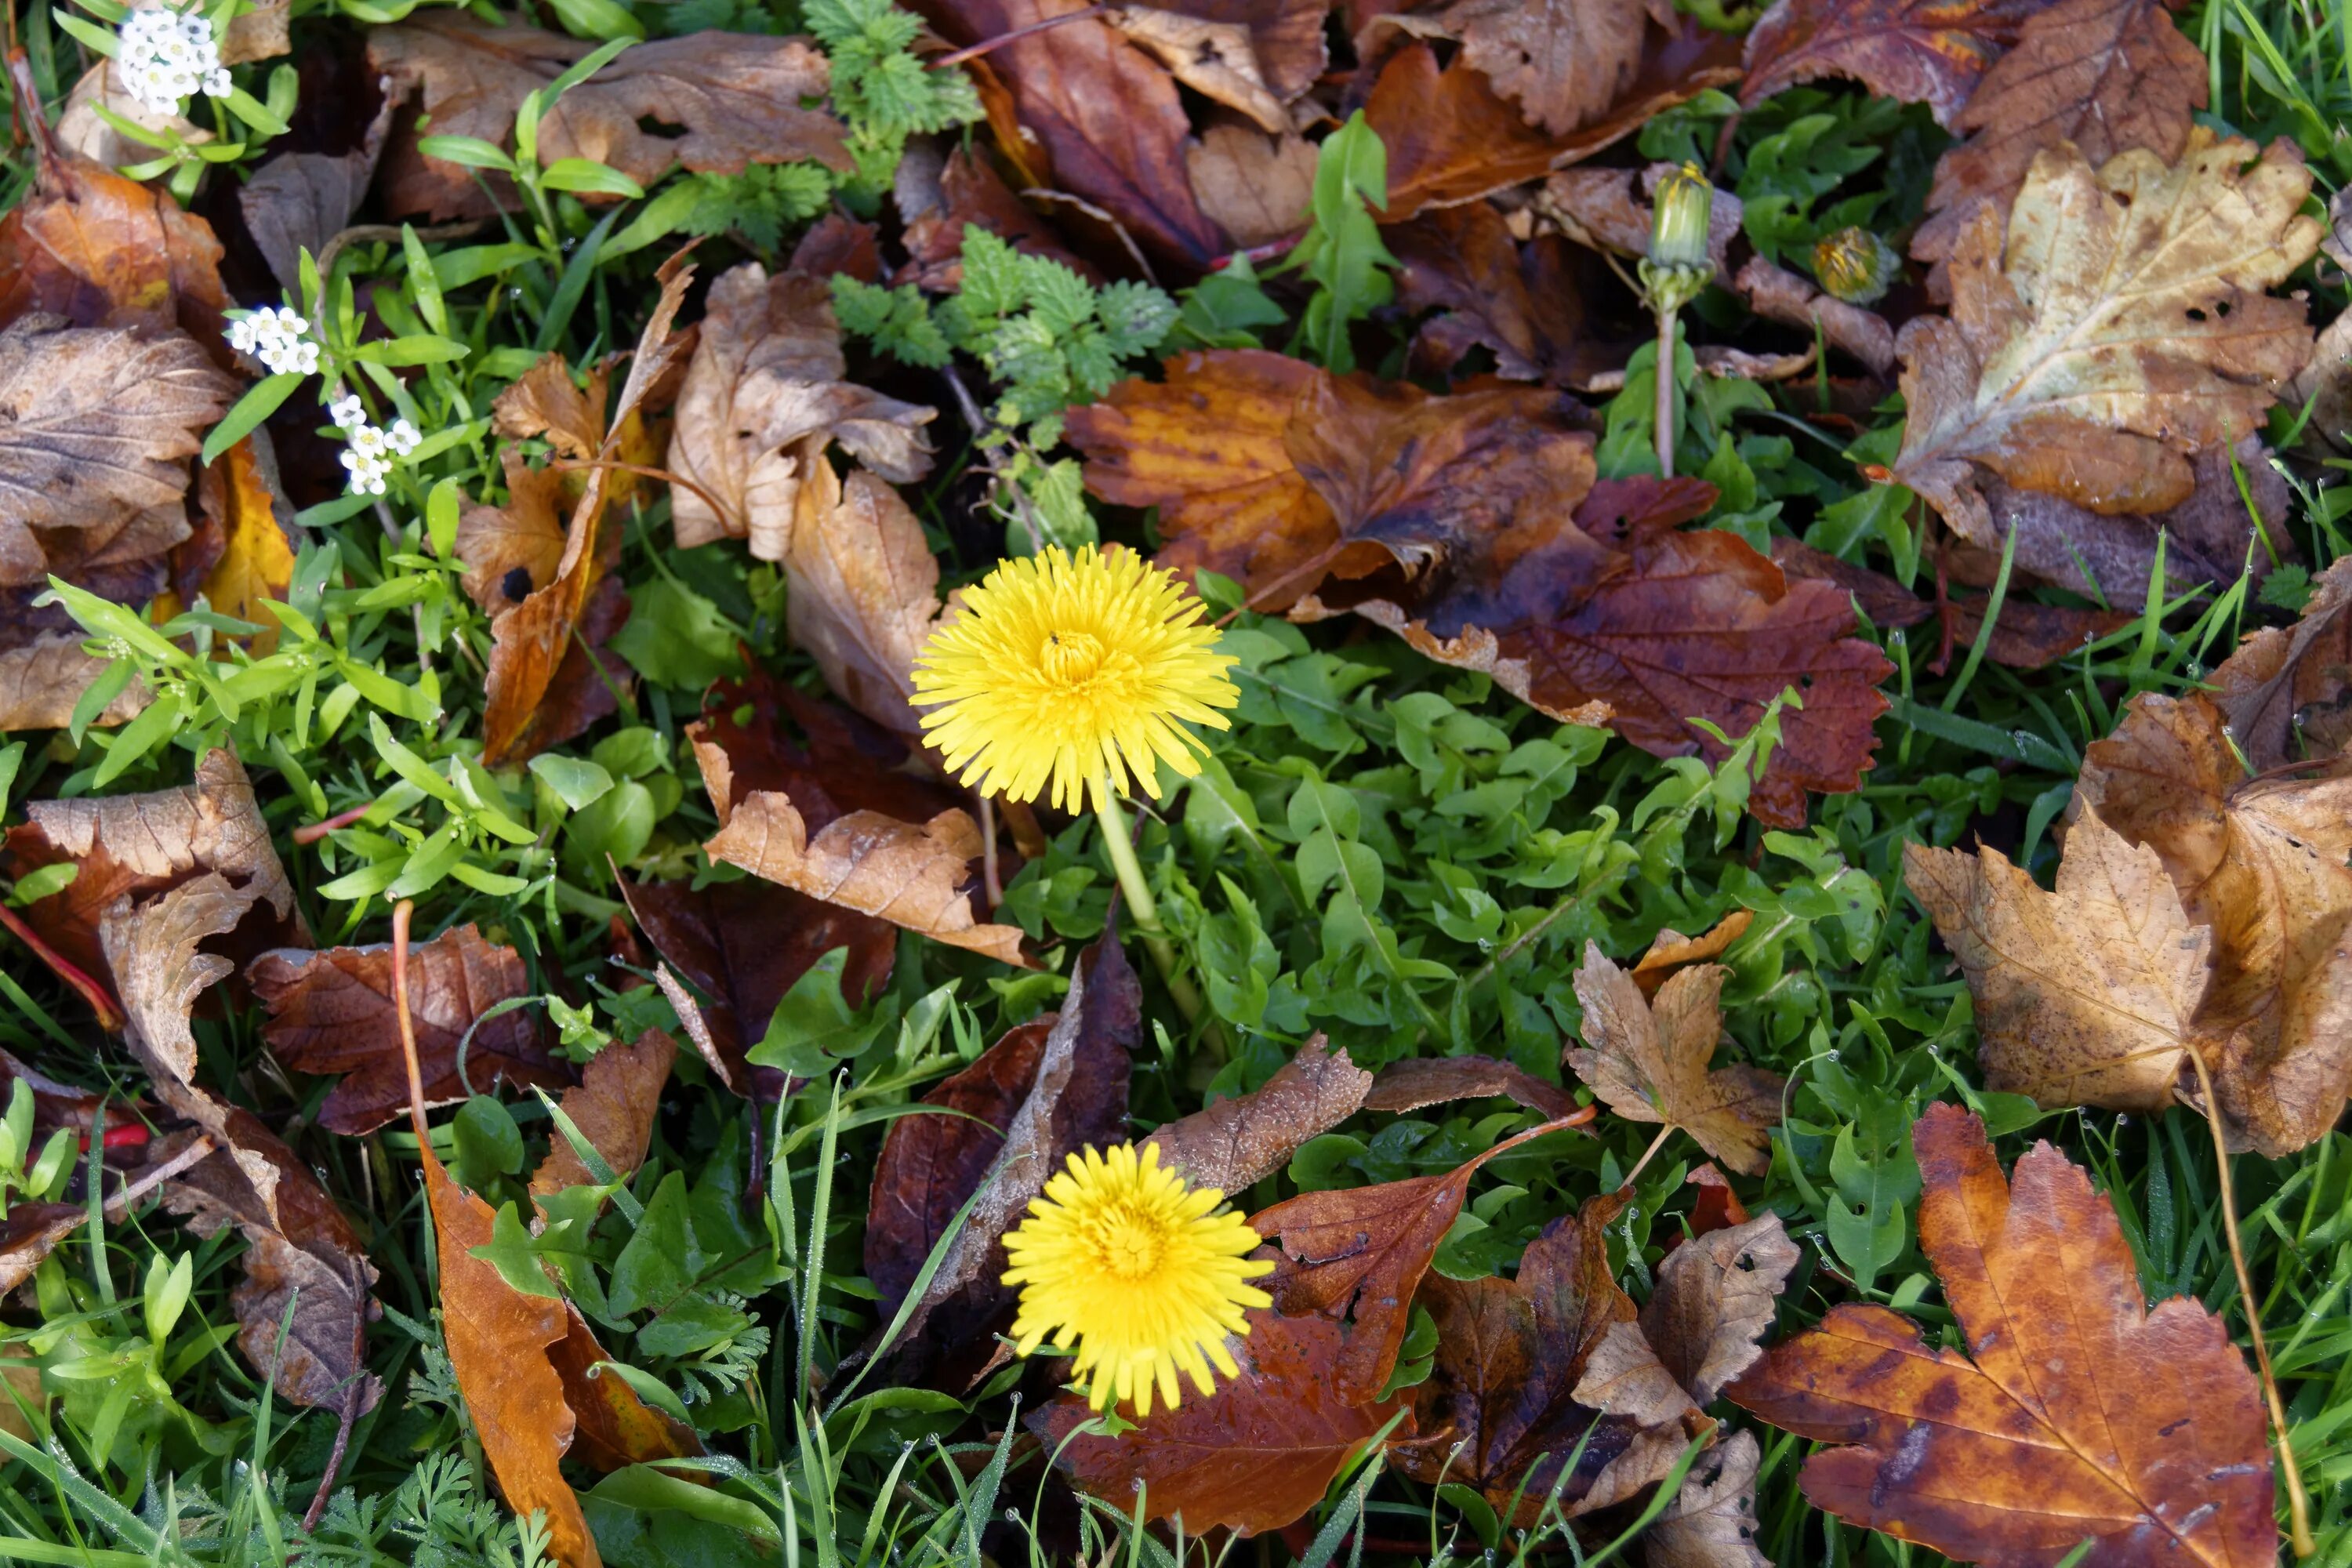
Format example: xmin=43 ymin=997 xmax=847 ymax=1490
xmin=0 ymin=1205 xmax=89 ymax=1296
xmin=0 ymin=320 xmax=238 ymax=588
xmin=1739 ymin=0 xmax=2042 ymax=125
xmin=1911 ymin=0 xmax=2205 ymax=280
xmin=1730 ymin=1105 xmax=2275 ymax=1568
xmin=1141 ymin=1033 xmax=1372 ymax=1195
xmin=1250 ymin=1115 xmax=1585 ymax=1403
xmin=1389 ymin=202 xmax=1599 ymax=387
xmin=906 ymin=0 xmax=1225 ymax=263
xmin=668 ymin=262 xmax=935 ymax=561
xmin=2071 ymin=691 xmax=2352 ymax=1155
xmin=2210 ymin=554 xmax=2352 ymax=770
xmin=368 ymin=13 xmax=848 ymax=221
xmin=619 ymin=872 xmax=893 ymax=1091
xmin=1639 ymin=1212 xmax=1799 ymax=1407
xmin=531 ymin=1029 xmax=675 ymax=1195
xmin=885 ymin=934 xmax=1135 ymax=1357
xmin=1108 ymin=5 xmax=1289 ymax=132
xmin=1567 ymin=943 xmax=1784 ymax=1176
xmin=1360 ymin=1054 xmax=1576 ymax=1119
xmin=1904 ymin=807 xmax=2207 ymax=1114
xmin=1893 ymin=131 xmax=2320 ymax=550
xmin=784 ymin=460 xmax=940 ymax=739
xmin=251 ymin=924 xmax=569 ymax=1136
xmin=1647 ymin=1430 xmax=1769 ymax=1568
xmin=483 ymin=260 xmax=696 ymax=766
xmin=1030 ymin=1308 xmax=1410 ymax=1537
xmin=1632 ymin=909 xmax=1754 ymax=1000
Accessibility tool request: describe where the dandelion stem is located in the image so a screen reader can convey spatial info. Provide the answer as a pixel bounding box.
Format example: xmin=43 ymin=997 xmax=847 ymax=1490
xmin=1095 ymin=793 xmax=1221 ymax=1057
xmin=1653 ymin=308 xmax=1679 ymax=475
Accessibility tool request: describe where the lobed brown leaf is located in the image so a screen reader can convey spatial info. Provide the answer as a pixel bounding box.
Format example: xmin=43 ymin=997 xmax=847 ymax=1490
xmin=1566 ymin=943 xmax=1784 ymax=1176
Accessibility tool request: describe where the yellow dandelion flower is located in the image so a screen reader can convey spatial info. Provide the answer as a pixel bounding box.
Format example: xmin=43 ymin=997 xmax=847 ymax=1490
xmin=1003 ymin=1142 xmax=1273 ymax=1416
xmin=911 ymin=544 xmax=1239 ymax=815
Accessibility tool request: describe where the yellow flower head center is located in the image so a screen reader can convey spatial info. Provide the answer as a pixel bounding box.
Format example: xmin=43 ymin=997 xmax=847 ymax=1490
xmin=1040 ymin=627 xmax=1115 ymax=688
xmin=1081 ymin=1195 xmax=1170 ymax=1279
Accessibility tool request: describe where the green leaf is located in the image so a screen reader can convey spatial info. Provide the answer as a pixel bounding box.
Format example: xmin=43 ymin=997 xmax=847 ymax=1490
xmin=414 ymin=135 xmax=518 ymax=172
xmin=539 ymin=158 xmax=646 ymax=198
xmin=449 ymin=1095 xmax=524 ymax=1193
xmin=470 ymin=1202 xmax=564 ymax=1298
xmin=746 ymin=948 xmax=891 ymax=1077
xmin=529 ymin=754 xmax=616 ymax=811
xmin=201 ymin=373 xmax=304 ymax=466
xmin=608 ymin=576 xmax=742 ymax=691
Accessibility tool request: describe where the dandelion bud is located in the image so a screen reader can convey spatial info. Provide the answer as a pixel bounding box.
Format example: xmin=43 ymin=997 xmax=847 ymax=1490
xmin=1812 ymin=226 xmax=1900 ymax=306
xmin=1639 ymin=163 xmax=1715 ymax=317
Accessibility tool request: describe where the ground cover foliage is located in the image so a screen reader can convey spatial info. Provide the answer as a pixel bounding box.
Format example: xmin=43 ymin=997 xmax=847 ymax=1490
xmin=0 ymin=0 xmax=2348 ymax=1561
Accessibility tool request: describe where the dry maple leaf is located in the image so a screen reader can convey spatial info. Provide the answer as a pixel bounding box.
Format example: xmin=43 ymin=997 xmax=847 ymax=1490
xmin=1140 ymin=1033 xmax=1373 ymax=1195
xmin=1030 ymin=1308 xmax=1410 ymax=1537
xmin=1648 ymin=1432 xmax=1769 ymax=1568
xmin=1566 ymin=942 xmax=1785 ymax=1176
xmin=250 ymin=923 xmax=570 ymax=1135
xmin=2072 ymin=691 xmax=2352 ymax=1155
xmin=1905 ymin=807 xmax=2210 ymax=1114
xmin=1250 ymin=1115 xmax=1586 ymax=1403
xmin=905 ymin=0 xmax=1225 ymax=263
xmin=1638 ymin=1212 xmax=1799 ymax=1407
xmin=1738 ymin=0 xmax=2043 ymax=125
xmin=368 ymin=14 xmax=848 ymax=221
xmin=0 ymin=320 xmax=238 ymax=587
xmin=1730 ymin=1103 xmax=2276 ymax=1568
xmin=1894 ymin=130 xmax=2321 ymax=548
xmin=669 ymin=263 xmax=935 ymax=561
xmin=529 ymin=1029 xmax=674 ymax=1195
xmin=1910 ymin=0 xmax=2205 ymax=279
xmin=384 ymin=907 xmax=598 ymax=1568
xmin=482 ymin=259 xmax=695 ymax=766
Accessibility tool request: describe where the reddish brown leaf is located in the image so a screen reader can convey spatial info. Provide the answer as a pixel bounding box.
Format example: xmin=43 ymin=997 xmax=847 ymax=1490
xmin=1142 ymin=1034 xmax=1374 ymax=1196
xmin=251 ymin=924 xmax=569 ymax=1136
xmin=1729 ymin=1105 xmax=2275 ymax=1568
xmin=531 ymin=1029 xmax=674 ymax=1195
xmin=1632 ymin=910 xmax=1755 ymax=1000
xmin=369 ymin=14 xmax=848 ymax=221
xmin=483 ymin=260 xmax=695 ymax=765
xmin=1391 ymin=205 xmax=1602 ymax=387
xmin=903 ymin=0 xmax=1226 ymax=263
xmin=1361 ymin=1054 xmax=1577 ymax=1118
xmin=902 ymin=147 xmax=1100 ymax=290
xmin=1769 ymin=538 xmax=2132 ymax=672
xmin=1679 ymin=1162 xmax=1752 ymax=1240
xmin=1738 ymin=0 xmax=2043 ymax=126
xmin=1250 ymin=1115 xmax=1584 ymax=1403
xmin=1911 ymin=0 xmax=2206 ymax=278
xmin=619 ymin=873 xmax=893 ymax=1091
xmin=1368 ymin=30 xmax=1743 ymax=222
xmin=1567 ymin=943 xmax=1784 ymax=1176
xmin=1030 ymin=1308 xmax=1410 ymax=1537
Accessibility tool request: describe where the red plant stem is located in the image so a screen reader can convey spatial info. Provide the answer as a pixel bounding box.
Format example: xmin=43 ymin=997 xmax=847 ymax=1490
xmin=294 ymin=801 xmax=376 ymax=845
xmin=0 ymin=903 xmax=123 ymax=1030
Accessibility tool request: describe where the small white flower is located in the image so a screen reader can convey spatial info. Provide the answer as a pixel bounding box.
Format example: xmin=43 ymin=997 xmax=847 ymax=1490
xmin=115 ymin=3 xmax=225 ymax=117
xmin=384 ymin=419 xmax=422 ymax=457
xmin=327 ymin=394 xmax=365 ymax=430
xmin=202 ymin=67 xmax=230 ymax=98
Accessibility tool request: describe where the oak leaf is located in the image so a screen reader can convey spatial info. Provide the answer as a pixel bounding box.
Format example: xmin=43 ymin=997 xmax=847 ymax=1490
xmin=530 ymin=1029 xmax=675 ymax=1196
xmin=1893 ymin=131 xmax=2321 ymax=550
xmin=1250 ymin=1116 xmax=1585 ymax=1403
xmin=1566 ymin=943 xmax=1784 ymax=1176
xmin=1729 ymin=1104 xmax=2275 ymax=1567
xmin=0 ymin=320 xmax=238 ymax=587
xmin=2072 ymin=691 xmax=2352 ymax=1154
xmin=1031 ymin=1308 xmax=1409 ymax=1537
xmin=1904 ymin=808 xmax=2209 ymax=1114
xmin=368 ymin=14 xmax=848 ymax=221
xmin=668 ymin=263 xmax=935 ymax=560
xmin=1141 ymin=1033 xmax=1372 ymax=1195
xmin=1738 ymin=0 xmax=2042 ymax=125
xmin=1911 ymin=0 xmax=2205 ymax=278
xmin=251 ymin=924 xmax=570 ymax=1136
xmin=619 ymin=872 xmax=893 ymax=1091
xmin=482 ymin=260 xmax=695 ymax=765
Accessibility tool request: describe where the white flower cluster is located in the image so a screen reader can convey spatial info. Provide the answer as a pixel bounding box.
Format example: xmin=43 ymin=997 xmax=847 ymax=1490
xmin=116 ymin=5 xmax=230 ymax=117
xmin=329 ymin=394 xmax=421 ymax=496
xmin=227 ymin=306 xmax=318 ymax=376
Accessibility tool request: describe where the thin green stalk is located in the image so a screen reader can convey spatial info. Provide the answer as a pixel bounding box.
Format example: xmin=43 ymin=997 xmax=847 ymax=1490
xmin=1094 ymin=792 xmax=1221 ymax=1054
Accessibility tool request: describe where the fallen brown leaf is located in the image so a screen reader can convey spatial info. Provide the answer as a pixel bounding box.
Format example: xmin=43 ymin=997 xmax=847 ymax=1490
xmin=387 ymin=906 xmax=598 ymax=1568
xmin=668 ymin=262 xmax=935 ymax=560
xmin=1185 ymin=121 xmax=1317 ymax=251
xmin=1539 ymin=163 xmax=1741 ymax=287
xmin=250 ymin=923 xmax=570 ymax=1136
xmin=482 ymin=258 xmax=695 ymax=766
xmin=1647 ymin=1431 xmax=1769 ymax=1568
xmin=1389 ymin=203 xmax=1599 ymax=387
xmin=2210 ymin=555 xmax=2352 ymax=770
xmin=239 ymin=96 xmax=395 ymax=296
xmin=1032 ymin=1307 xmax=1410 ymax=1536
xmin=369 ymin=14 xmax=848 ymax=221
xmin=0 ymin=1204 xmax=87 ymax=1295
xmin=546 ymin=1305 xmax=703 ymax=1473
xmin=1738 ymin=0 xmax=2042 ymax=125
xmin=1632 ymin=910 xmax=1755 ymax=1000
xmin=784 ymin=460 xmax=939 ymax=739
xmin=0 ymin=318 xmax=238 ymax=588
xmin=1566 ymin=943 xmax=1784 ymax=1176
xmin=1911 ymin=0 xmax=2205 ymax=281
xmin=1250 ymin=1114 xmax=1585 ymax=1403
xmin=183 ymin=435 xmax=299 ymax=651
xmin=2073 ymin=691 xmax=2352 ymax=1155
xmin=1769 ymin=537 xmax=2133 ymax=671
xmin=1142 ymin=1033 xmax=1373 ymax=1195
xmin=531 ymin=1029 xmax=674 ymax=1195
xmin=1729 ymin=1104 xmax=2275 ymax=1567
xmin=1109 ymin=5 xmax=1289 ymax=132
xmin=904 ymin=0 xmax=1226 ymax=263
xmin=456 ymin=455 xmax=569 ymax=613
xmin=0 ymin=634 xmax=147 ymax=731
xmin=900 ymin=145 xmax=1099 ymax=290
xmin=1639 ymin=1212 xmax=1798 ymax=1407
xmin=1904 ymin=807 xmax=2207 ymax=1114
xmin=619 ymin=872 xmax=893 ymax=1093
xmin=1894 ymin=131 xmax=2320 ymax=550
xmin=1360 ymin=1054 xmax=1577 ymax=1118
xmin=1733 ymin=256 xmax=1896 ymax=378
xmin=1421 ymin=0 xmax=1653 ymax=136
